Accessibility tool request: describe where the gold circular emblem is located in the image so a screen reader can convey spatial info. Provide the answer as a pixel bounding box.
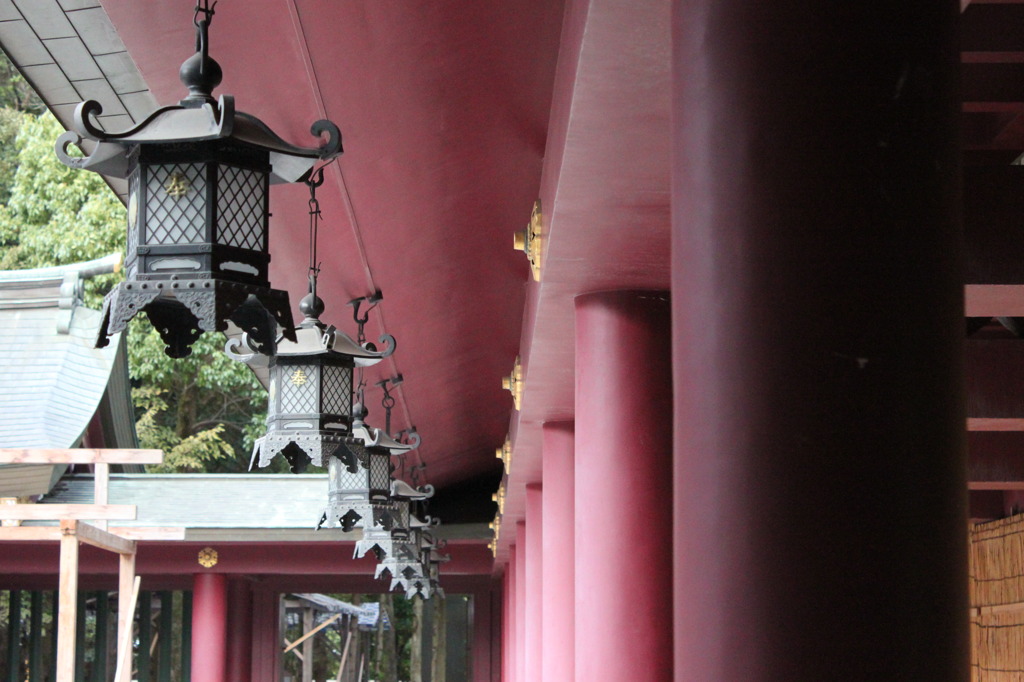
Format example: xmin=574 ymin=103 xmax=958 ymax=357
xmin=197 ymin=547 xmax=219 ymax=568
xmin=127 ymin=191 xmax=138 ymax=229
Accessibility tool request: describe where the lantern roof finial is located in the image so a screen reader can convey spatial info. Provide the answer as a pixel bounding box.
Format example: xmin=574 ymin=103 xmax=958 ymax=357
xmin=179 ymin=1 xmax=222 ymax=107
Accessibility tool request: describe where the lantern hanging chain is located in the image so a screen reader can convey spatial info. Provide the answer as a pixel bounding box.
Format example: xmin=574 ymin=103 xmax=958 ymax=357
xmin=351 ymin=294 xmax=379 ymax=347
xmin=305 ymin=167 xmax=325 ymax=288
xmin=380 ymin=382 xmax=396 ymax=436
xmin=193 ymin=0 xmax=217 ymax=29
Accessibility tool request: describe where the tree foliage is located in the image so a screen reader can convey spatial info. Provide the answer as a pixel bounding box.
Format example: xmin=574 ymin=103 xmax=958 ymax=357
xmin=0 ymin=105 xmax=266 ymax=472
xmin=0 ymin=53 xmax=43 ymax=115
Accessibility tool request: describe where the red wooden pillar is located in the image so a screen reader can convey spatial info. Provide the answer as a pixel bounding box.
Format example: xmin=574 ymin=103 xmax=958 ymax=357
xmin=226 ymin=578 xmax=253 ymax=682
xmin=505 ymin=545 xmax=517 ymax=682
xmin=191 ymin=572 xmax=228 ymax=682
xmin=671 ymin=2 xmax=968 ymax=680
xmin=525 ymin=484 xmax=543 ymax=682
xmin=250 ymin=587 xmax=281 ymax=682
xmin=514 ymin=523 xmax=527 ymax=682
xmin=470 ymin=583 xmax=495 ymax=682
xmin=574 ymin=291 xmax=673 ymax=682
xmin=541 ymin=422 xmax=574 ymax=682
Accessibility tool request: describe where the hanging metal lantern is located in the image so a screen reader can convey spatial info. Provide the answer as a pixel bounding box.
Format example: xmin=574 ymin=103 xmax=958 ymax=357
xmin=391 ymin=530 xmax=448 ymax=600
xmin=227 ymin=287 xmax=394 ymax=473
xmin=356 ymin=478 xmax=432 ymax=560
xmin=374 ymin=516 xmax=431 ymax=584
xmin=54 ymin=2 xmax=342 ymax=357
xmin=320 ymin=423 xmax=424 ymax=533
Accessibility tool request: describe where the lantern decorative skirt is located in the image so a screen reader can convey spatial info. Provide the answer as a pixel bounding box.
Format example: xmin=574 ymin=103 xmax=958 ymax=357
xmin=227 ymin=311 xmax=395 ymax=474
xmin=54 ymin=11 xmax=342 ymax=357
xmin=319 ymin=423 xmax=425 ymax=534
xmin=355 ymin=478 xmax=432 ymax=559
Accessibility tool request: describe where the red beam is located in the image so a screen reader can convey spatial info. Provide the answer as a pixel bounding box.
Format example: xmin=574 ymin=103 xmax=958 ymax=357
xmin=0 ymin=541 xmax=494 ymax=579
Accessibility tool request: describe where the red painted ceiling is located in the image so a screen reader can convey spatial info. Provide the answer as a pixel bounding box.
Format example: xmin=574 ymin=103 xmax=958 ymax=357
xmin=98 ymin=0 xmax=569 ymax=490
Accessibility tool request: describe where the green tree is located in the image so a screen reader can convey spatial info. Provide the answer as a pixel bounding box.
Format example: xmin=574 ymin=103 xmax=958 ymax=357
xmin=0 ymin=107 xmax=266 ymax=472
xmin=0 ymin=51 xmax=43 ymax=114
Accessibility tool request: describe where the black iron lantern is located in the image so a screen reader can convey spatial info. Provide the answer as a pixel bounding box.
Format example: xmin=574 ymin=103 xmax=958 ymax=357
xmin=319 ymin=416 xmax=423 ymax=533
xmin=227 ymin=287 xmax=395 ymax=473
xmin=55 ymin=2 xmax=342 ymax=357
xmin=389 ymin=528 xmax=447 ymax=600
xmin=356 ymin=478 xmax=432 ymax=560
xmin=373 ymin=517 xmax=429 ymax=583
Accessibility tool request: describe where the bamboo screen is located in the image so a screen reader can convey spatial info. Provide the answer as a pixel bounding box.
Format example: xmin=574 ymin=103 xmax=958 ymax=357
xmin=971 ymin=513 xmax=1024 ymax=681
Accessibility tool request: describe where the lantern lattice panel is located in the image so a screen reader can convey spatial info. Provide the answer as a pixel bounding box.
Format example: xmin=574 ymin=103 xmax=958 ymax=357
xmin=146 ymin=163 xmax=207 ymax=244
xmin=322 ymin=365 xmax=352 ymax=414
xmin=333 ymin=464 xmax=367 ymax=492
xmin=279 ymin=365 xmax=319 ymax=413
xmin=217 ymin=165 xmax=265 ymax=250
xmin=392 ymin=500 xmax=411 ymax=530
xmin=370 ymin=455 xmax=391 ymax=492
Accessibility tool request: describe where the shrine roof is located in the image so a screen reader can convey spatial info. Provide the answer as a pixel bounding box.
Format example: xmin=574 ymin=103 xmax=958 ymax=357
xmin=0 ymin=254 xmax=135 ymax=496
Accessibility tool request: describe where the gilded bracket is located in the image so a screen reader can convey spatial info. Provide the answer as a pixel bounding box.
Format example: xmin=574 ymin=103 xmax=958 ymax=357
xmin=502 ymin=356 xmax=523 ymax=410
xmin=514 ymin=200 xmax=543 ymax=282
xmin=495 ymin=435 xmax=512 ymax=475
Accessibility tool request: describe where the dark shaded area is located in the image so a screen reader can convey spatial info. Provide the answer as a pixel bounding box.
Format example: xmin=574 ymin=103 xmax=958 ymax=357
xmin=426 ymin=469 xmax=502 ymax=524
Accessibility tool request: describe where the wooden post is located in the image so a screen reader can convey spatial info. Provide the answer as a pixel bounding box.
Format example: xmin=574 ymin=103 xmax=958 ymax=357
xmin=302 ymin=607 xmax=314 ymax=682
xmin=56 ymin=525 xmax=79 ymax=682
xmin=94 ymin=462 xmax=109 ymax=531
xmin=336 ymin=623 xmax=353 ymax=682
xmin=118 ymin=553 xmax=136 ymax=682
xmin=113 ymin=577 xmax=141 ymax=682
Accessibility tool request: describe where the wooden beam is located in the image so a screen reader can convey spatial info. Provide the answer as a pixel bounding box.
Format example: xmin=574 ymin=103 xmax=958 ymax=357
xmin=0 ymin=504 xmax=137 ymax=521
xmin=56 ymin=526 xmax=79 ymax=682
xmin=0 ymin=448 xmax=163 ymax=464
xmin=283 ymin=612 xmax=343 ymax=654
xmin=108 ymin=527 xmax=187 ymax=541
xmin=0 ymin=526 xmax=185 ymax=542
xmin=966 ymin=285 xmax=1024 ymax=316
xmin=114 ymin=575 xmax=140 ymax=682
xmin=0 ymin=526 xmax=63 ymax=541
xmin=70 ymin=520 xmax=136 ymax=555
xmin=968 ymin=417 xmax=1024 ymax=431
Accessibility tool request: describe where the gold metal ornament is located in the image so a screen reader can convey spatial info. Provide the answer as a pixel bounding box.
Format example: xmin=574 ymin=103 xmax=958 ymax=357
xmin=513 ymin=200 xmax=543 ymax=281
xmin=197 ymin=546 xmax=219 ymax=568
xmin=495 ymin=435 xmax=512 ymax=475
xmin=290 ymin=368 xmax=308 ymax=386
xmin=501 ymin=356 xmax=523 ymax=410
xmin=165 ymin=171 xmax=190 ymax=198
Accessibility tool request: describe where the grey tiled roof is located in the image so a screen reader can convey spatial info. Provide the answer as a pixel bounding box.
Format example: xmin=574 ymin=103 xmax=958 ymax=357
xmin=42 ymin=473 xmax=335 ymax=529
xmin=0 ymin=256 xmax=123 ymax=449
